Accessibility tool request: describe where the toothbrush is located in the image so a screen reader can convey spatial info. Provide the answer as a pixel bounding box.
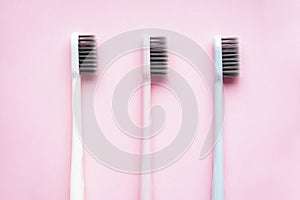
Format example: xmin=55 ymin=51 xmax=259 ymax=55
xmin=70 ymin=33 xmax=97 ymax=200
xmin=140 ymin=35 xmax=168 ymax=200
xmin=212 ymin=36 xmax=240 ymax=200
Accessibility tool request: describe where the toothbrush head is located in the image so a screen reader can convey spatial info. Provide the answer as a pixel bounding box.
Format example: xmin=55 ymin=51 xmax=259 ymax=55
xmin=150 ymin=36 xmax=168 ymax=76
xmin=221 ymin=37 xmax=240 ymax=78
xmin=78 ymin=34 xmax=98 ymax=74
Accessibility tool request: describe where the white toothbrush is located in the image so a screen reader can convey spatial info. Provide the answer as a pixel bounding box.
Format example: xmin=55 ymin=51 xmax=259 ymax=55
xmin=140 ymin=35 xmax=168 ymax=200
xmin=70 ymin=32 xmax=97 ymax=200
xmin=212 ymin=36 xmax=240 ymax=200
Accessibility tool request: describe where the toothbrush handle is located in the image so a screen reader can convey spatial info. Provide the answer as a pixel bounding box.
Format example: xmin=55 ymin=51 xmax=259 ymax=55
xmin=212 ymin=78 xmax=224 ymax=200
xmin=212 ymin=36 xmax=224 ymax=200
xmin=70 ymin=75 xmax=84 ymax=200
xmin=140 ymin=80 xmax=153 ymax=200
xmin=140 ymin=35 xmax=152 ymax=200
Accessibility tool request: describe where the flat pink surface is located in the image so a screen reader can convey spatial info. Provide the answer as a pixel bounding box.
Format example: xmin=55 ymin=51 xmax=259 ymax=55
xmin=1 ymin=0 xmax=300 ymax=199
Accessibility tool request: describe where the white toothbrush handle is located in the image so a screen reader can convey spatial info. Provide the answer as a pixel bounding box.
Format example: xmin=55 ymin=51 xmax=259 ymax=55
xmin=140 ymin=35 xmax=153 ymax=200
xmin=70 ymin=33 xmax=84 ymax=200
xmin=212 ymin=36 xmax=224 ymax=200
xmin=70 ymin=75 xmax=84 ymax=200
xmin=140 ymin=81 xmax=152 ymax=200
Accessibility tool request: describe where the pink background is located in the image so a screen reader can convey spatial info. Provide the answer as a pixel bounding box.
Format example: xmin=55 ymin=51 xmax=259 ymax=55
xmin=1 ymin=0 xmax=300 ymax=199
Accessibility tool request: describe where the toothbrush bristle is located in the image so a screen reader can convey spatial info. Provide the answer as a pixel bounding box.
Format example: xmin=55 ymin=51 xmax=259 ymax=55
xmin=78 ymin=35 xmax=97 ymax=74
xmin=221 ymin=37 xmax=240 ymax=78
xmin=150 ymin=36 xmax=168 ymax=76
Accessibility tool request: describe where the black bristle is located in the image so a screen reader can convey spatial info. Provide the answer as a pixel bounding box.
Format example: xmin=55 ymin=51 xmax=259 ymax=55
xmin=221 ymin=37 xmax=240 ymax=77
xmin=150 ymin=36 xmax=168 ymax=76
xmin=78 ymin=35 xmax=97 ymax=74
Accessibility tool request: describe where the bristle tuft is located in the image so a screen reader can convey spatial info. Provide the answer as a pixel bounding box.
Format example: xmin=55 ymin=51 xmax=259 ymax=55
xmin=78 ymin=35 xmax=97 ymax=74
xmin=150 ymin=37 xmax=168 ymax=76
xmin=221 ymin=37 xmax=240 ymax=77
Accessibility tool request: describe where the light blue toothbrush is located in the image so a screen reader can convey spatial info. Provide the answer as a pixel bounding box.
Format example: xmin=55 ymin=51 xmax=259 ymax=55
xmin=212 ymin=36 xmax=240 ymax=200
